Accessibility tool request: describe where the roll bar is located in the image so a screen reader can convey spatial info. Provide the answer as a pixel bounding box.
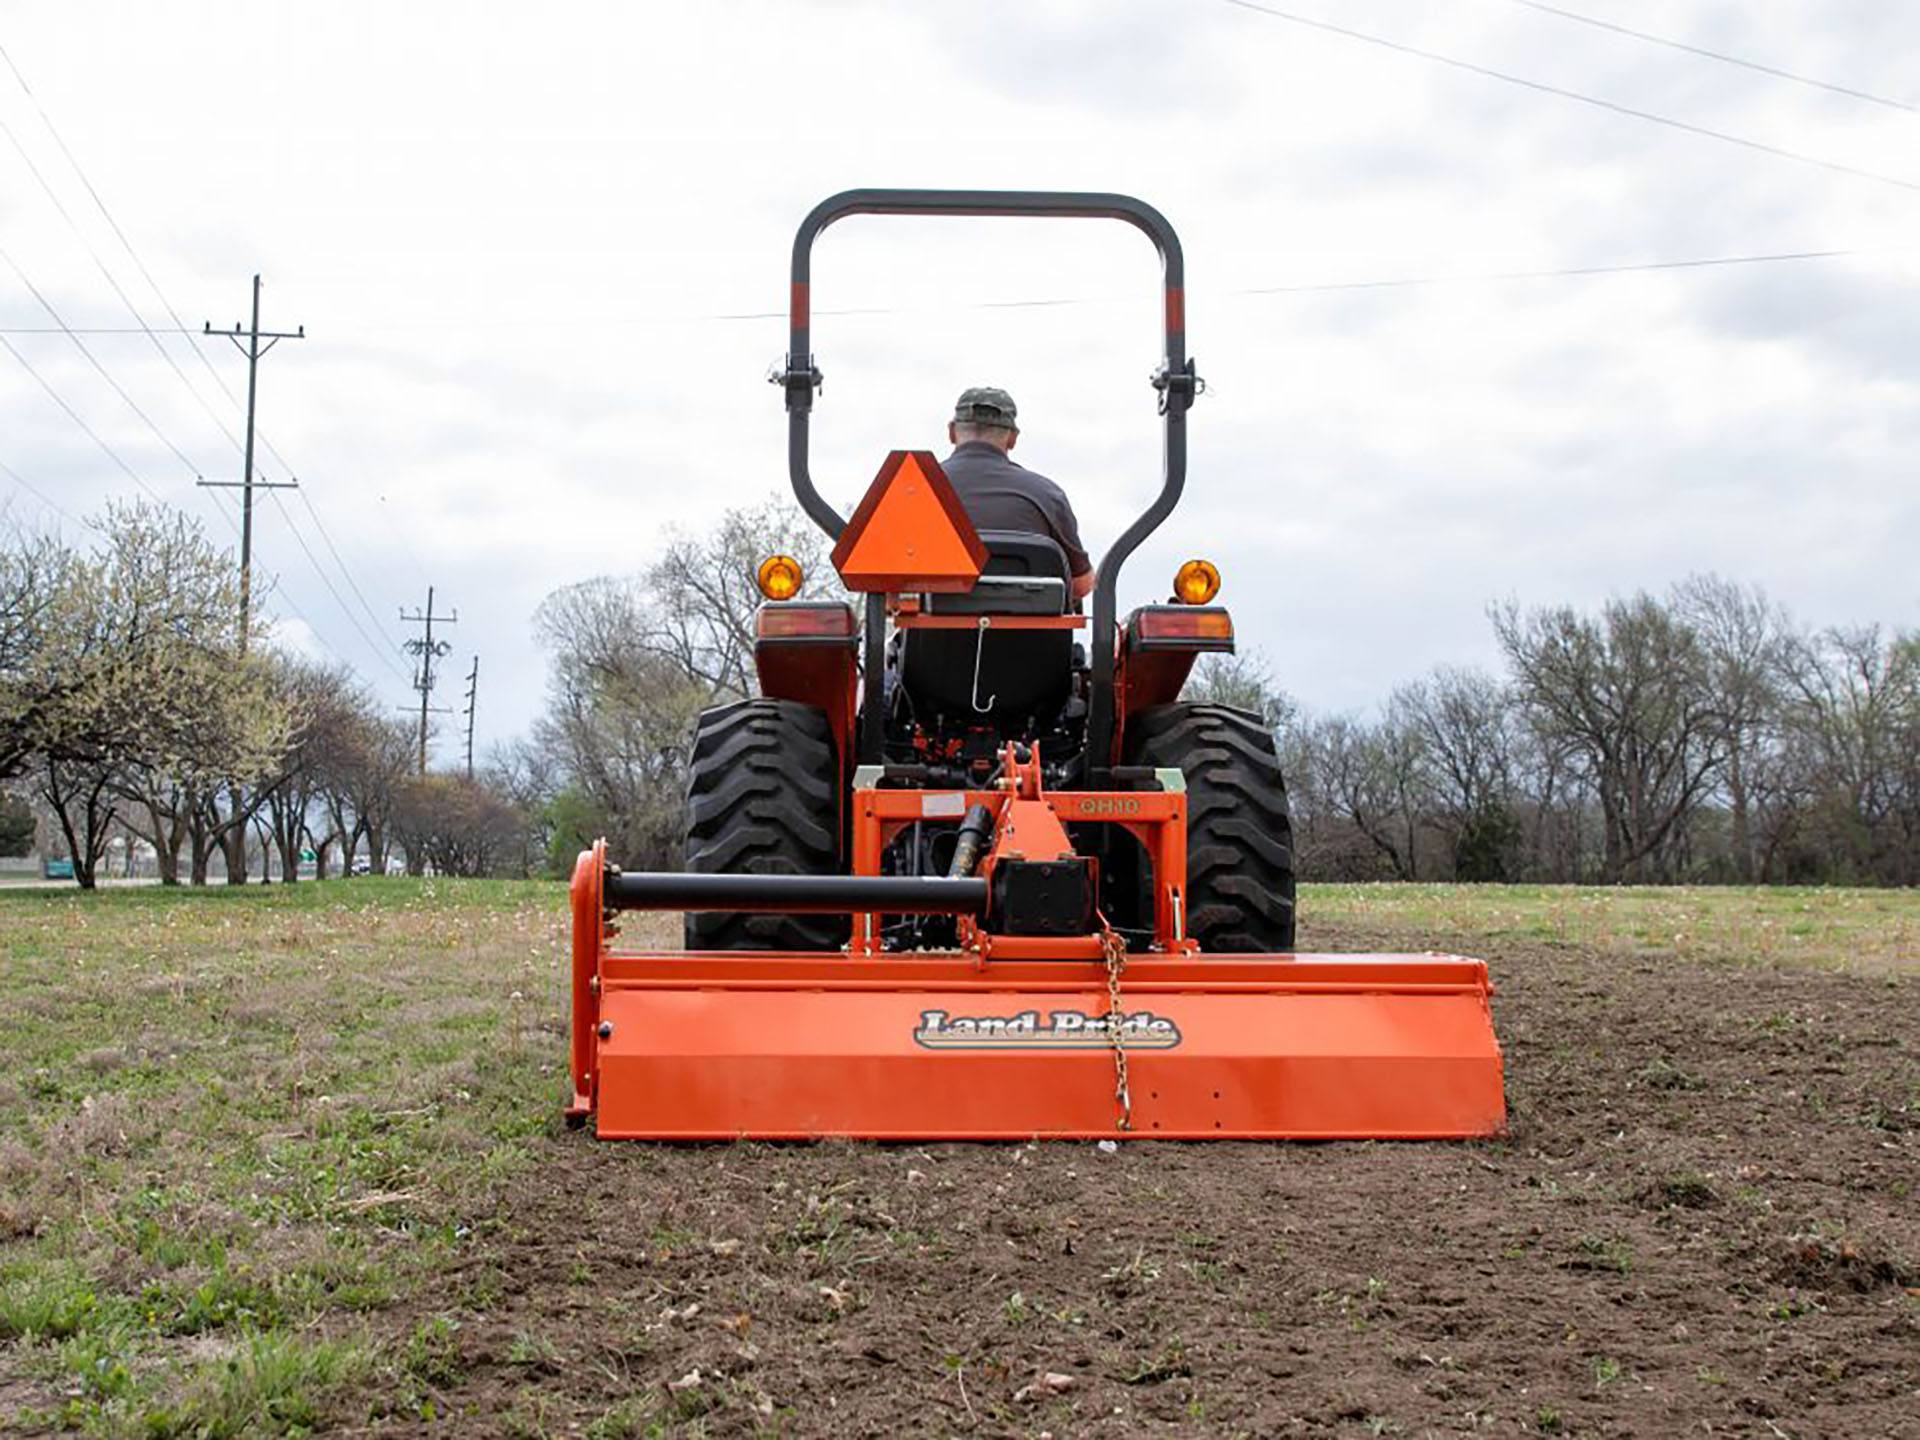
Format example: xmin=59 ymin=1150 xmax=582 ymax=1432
xmin=776 ymin=188 xmax=1201 ymax=776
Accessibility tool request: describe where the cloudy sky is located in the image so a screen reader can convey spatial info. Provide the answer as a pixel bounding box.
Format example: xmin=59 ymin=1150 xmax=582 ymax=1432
xmin=2 ymin=0 xmax=1915 ymax=763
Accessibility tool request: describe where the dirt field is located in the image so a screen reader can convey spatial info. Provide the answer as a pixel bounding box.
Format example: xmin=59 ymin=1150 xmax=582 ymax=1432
xmin=1 ymin=882 xmax=1914 ymax=1437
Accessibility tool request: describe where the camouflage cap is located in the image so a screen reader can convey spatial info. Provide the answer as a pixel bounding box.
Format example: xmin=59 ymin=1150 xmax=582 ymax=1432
xmin=953 ymin=385 xmax=1018 ymax=428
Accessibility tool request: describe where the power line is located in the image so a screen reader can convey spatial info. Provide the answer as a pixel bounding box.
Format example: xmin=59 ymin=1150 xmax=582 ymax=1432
xmin=265 ymin=488 xmax=412 ymax=684
xmin=1228 ymin=246 xmax=1879 ymax=297
xmin=0 ymin=333 xmax=170 ymax=505
xmin=0 ymin=81 xmax=247 ymax=474
xmin=0 ymin=51 xmax=375 ymax=680
xmin=0 ymin=54 xmax=405 ymax=681
xmin=0 ymin=242 xmax=208 ymax=479
xmin=3 ymin=242 xmax=1900 ymax=338
xmin=293 ymin=484 xmax=407 ymax=651
xmin=695 ymin=244 xmax=1897 ymax=321
xmin=0 ymin=351 xmax=348 ymax=670
xmin=0 ymin=326 xmax=202 ymax=334
xmin=1501 ymin=1 xmax=1920 ymax=116
xmin=0 ymin=43 xmax=352 ymax=572
xmin=1213 ymin=0 xmax=1920 ymax=196
xmin=0 ymin=458 xmax=78 ymax=524
xmin=0 ymin=39 xmax=270 ymax=443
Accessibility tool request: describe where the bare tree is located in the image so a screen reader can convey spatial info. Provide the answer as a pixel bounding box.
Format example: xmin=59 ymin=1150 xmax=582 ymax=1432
xmin=1302 ymin=712 xmax=1424 ymax=880
xmin=1673 ymin=574 xmax=1790 ymax=881
xmin=390 ymin=772 xmax=529 ymax=877
xmin=534 ymin=573 xmax=714 ymax=870
xmin=1778 ymin=624 xmax=1920 ymax=885
xmin=485 ymin=737 xmax=562 ymax=876
xmin=1392 ymin=666 xmax=1523 ymax=880
xmin=640 ymin=496 xmax=839 ymax=700
xmin=1494 ymin=593 xmax=1725 ymax=883
xmin=1186 ymin=651 xmax=1296 ymax=730
xmin=250 ymin=660 xmax=368 ymax=882
xmin=332 ymin=717 xmax=414 ymax=874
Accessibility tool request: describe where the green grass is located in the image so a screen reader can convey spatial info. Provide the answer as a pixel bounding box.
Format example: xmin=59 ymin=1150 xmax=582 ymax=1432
xmin=0 ymin=875 xmax=1911 ymax=1431
xmin=1303 ymin=882 xmax=1920 ymax=972
xmin=0 ymin=876 xmax=584 ymax=1434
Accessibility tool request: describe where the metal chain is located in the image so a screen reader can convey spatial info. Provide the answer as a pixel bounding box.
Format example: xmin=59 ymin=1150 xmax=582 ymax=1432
xmin=1101 ymin=927 xmax=1132 ymax=1132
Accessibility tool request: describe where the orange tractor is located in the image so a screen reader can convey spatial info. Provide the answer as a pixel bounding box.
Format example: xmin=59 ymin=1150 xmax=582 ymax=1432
xmin=567 ymin=189 xmax=1505 ymax=1140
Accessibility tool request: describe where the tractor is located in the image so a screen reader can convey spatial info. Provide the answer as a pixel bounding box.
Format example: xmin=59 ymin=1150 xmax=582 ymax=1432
xmin=566 ymin=190 xmax=1504 ymax=1140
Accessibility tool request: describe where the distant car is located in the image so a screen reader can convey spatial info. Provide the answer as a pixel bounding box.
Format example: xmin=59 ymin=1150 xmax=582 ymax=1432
xmin=350 ymin=857 xmax=372 ymax=877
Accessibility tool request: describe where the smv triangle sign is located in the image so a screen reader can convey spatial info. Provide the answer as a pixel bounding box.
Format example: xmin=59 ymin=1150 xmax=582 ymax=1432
xmin=829 ymin=450 xmax=988 ymax=593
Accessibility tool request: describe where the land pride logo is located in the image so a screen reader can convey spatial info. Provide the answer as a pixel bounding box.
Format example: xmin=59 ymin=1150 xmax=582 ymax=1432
xmin=913 ymin=1008 xmax=1182 ymax=1050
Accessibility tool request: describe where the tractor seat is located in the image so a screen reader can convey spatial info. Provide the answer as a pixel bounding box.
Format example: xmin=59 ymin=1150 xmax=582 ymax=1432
xmin=925 ymin=575 xmax=1065 ymax=616
xmin=899 ymin=531 xmax=1076 ymax=728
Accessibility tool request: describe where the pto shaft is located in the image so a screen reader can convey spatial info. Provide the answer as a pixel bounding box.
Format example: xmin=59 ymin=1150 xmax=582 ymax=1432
xmin=603 ymin=871 xmax=987 ymax=916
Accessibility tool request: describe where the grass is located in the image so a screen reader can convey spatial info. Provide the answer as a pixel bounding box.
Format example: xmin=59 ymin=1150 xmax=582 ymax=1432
xmin=1304 ymin=882 xmax=1920 ymax=973
xmin=0 ymin=875 xmax=1913 ymax=1431
xmin=0 ymin=876 xmax=586 ymax=1434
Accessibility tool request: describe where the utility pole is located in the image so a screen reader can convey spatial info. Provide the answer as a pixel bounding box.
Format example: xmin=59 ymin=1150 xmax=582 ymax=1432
xmin=199 ymin=274 xmax=304 ymax=651
xmin=400 ymin=586 xmax=456 ymax=775
xmin=462 ymin=656 xmax=480 ymax=779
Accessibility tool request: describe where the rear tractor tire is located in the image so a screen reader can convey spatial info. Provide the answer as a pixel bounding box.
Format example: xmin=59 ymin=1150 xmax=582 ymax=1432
xmin=1125 ymin=703 xmax=1298 ymax=952
xmin=683 ymin=698 xmax=848 ymax=952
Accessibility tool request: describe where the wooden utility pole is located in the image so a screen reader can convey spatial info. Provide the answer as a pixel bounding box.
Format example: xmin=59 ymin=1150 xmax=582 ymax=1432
xmin=462 ymin=656 xmax=480 ymax=779
xmin=400 ymin=587 xmax=456 ymax=775
xmin=199 ymin=274 xmax=303 ymax=650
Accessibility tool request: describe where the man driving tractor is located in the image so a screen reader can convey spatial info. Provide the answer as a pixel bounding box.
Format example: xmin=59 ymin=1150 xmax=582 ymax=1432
xmin=941 ymin=386 xmax=1096 ymax=601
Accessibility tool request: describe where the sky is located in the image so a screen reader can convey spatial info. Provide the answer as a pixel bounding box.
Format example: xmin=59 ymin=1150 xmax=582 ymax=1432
xmin=2 ymin=0 xmax=1916 ymax=765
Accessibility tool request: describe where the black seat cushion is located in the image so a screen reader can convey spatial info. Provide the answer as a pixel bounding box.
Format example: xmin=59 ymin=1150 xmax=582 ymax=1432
xmin=926 ymin=576 xmax=1066 ymax=616
xmin=970 ymin=531 xmax=1070 ymax=582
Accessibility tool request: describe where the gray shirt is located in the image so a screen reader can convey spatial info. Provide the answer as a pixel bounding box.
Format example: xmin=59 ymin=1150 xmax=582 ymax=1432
xmin=940 ymin=442 xmax=1091 ymax=576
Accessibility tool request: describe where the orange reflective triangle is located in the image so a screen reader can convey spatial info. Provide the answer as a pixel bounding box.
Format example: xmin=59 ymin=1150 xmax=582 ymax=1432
xmin=830 ymin=450 xmax=988 ymax=593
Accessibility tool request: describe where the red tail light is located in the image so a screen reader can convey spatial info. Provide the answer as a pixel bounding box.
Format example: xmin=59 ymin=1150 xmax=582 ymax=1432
xmin=757 ymin=603 xmax=856 ymax=639
xmin=1132 ymin=606 xmax=1233 ymax=647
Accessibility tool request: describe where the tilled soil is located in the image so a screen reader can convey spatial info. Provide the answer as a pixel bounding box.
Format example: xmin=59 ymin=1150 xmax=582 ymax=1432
xmin=384 ymin=927 xmax=1918 ymax=1438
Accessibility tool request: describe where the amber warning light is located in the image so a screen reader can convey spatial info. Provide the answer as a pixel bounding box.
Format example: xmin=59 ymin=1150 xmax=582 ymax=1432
xmin=1173 ymin=559 xmax=1221 ymax=605
xmin=756 ymin=554 xmax=805 ymax=600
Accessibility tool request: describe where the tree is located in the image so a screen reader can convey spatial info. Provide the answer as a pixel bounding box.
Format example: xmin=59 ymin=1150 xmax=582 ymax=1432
xmin=252 ymin=660 xmax=369 ymax=883
xmin=389 ymin=772 xmax=530 ymax=877
xmin=0 ymin=526 xmax=79 ymax=780
xmin=113 ymin=644 xmax=290 ymax=885
xmin=1185 ymin=652 xmax=1296 ymax=731
xmin=1778 ymin=625 xmax=1920 ymax=885
xmin=27 ymin=504 xmax=290 ymax=888
xmin=484 ymin=738 xmax=563 ymax=877
xmin=533 ymin=576 xmax=711 ymax=870
xmin=1673 ymin=574 xmax=1790 ymax=881
xmin=1392 ymin=667 xmax=1522 ymax=881
xmin=1292 ymin=712 xmax=1425 ymax=880
xmin=640 ymin=496 xmax=839 ymax=700
xmin=0 ymin=794 xmax=34 ymax=857
xmin=1494 ymin=593 xmax=1725 ymax=883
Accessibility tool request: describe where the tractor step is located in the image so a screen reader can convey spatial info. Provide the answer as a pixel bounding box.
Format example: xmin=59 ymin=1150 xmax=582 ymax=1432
xmin=575 ymin=952 xmax=1505 ymax=1141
